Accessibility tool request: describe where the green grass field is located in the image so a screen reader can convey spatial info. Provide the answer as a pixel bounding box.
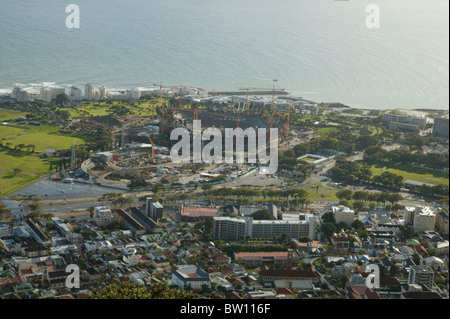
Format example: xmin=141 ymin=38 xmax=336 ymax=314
xmin=0 ymin=125 xmax=88 ymax=152
xmin=370 ymin=164 xmax=449 ymax=186
xmin=309 ymin=187 xmax=339 ymax=201
xmin=0 ymin=108 xmax=28 ymax=122
xmin=0 ymin=124 xmax=89 ymax=196
xmin=315 ymin=127 xmax=340 ymax=137
xmin=56 ymin=99 xmax=163 ymax=118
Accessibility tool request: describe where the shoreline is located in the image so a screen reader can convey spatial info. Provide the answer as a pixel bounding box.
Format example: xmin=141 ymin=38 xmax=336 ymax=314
xmin=0 ymin=82 xmax=449 ymax=112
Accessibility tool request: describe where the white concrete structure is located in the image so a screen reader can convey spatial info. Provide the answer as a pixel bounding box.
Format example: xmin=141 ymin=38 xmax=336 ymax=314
xmin=213 ymin=216 xmax=316 ymax=240
xmin=172 ymin=265 xmax=211 ymax=291
xmin=98 ymin=86 xmax=107 ymax=99
xmin=85 ymin=83 xmax=94 ymax=100
xmin=93 ymin=206 xmax=115 ymax=226
xmin=413 ymin=207 xmax=436 ymax=232
xmin=332 ymin=206 xmax=355 ymax=226
xmin=40 ymin=87 xmax=52 ymax=102
xmin=69 ymin=86 xmax=83 ymax=101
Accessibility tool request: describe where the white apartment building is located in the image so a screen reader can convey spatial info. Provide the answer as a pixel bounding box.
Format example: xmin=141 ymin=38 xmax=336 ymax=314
xmin=413 ymin=207 xmax=436 ymax=232
xmin=94 ymin=206 xmax=115 ymax=226
xmin=12 ymin=87 xmax=29 ymax=102
xmin=98 ymin=86 xmax=107 ymax=99
xmin=332 ymin=206 xmax=355 ymax=226
xmin=213 ymin=216 xmax=316 ymax=240
xmin=39 ymin=87 xmax=66 ymax=102
xmin=85 ymin=83 xmax=94 ymax=100
xmin=40 ymin=88 xmax=52 ymax=102
xmin=69 ymin=86 xmax=83 ymax=101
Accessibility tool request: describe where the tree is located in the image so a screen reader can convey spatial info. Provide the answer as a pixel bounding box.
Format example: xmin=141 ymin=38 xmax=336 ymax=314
xmin=201 ymin=183 xmax=213 ymax=191
xmin=336 ymin=189 xmax=353 ymax=201
xmin=89 ymin=281 xmax=197 ymax=299
xmin=321 ymin=212 xmax=335 ymax=224
xmin=56 ymin=94 xmax=69 ymax=106
xmin=251 ymin=209 xmax=274 ymax=220
xmin=320 ymin=223 xmax=336 ymax=240
xmin=13 ymin=168 xmax=22 ymax=176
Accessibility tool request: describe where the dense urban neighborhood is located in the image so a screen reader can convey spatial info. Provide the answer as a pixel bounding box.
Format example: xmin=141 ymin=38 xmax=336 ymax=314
xmin=0 ymin=84 xmax=448 ymax=300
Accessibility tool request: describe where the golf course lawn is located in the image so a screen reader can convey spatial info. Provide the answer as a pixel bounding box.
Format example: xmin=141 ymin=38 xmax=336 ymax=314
xmin=0 ymin=108 xmax=28 ymax=122
xmin=0 ymin=125 xmax=88 ymax=153
xmin=56 ymin=99 xmax=162 ymax=118
xmin=0 ymin=124 xmax=88 ymax=196
xmin=370 ymin=164 xmax=449 ymax=186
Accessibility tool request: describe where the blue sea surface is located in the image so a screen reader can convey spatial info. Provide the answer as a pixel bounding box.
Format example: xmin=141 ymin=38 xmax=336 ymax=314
xmin=0 ymin=0 xmax=448 ymax=109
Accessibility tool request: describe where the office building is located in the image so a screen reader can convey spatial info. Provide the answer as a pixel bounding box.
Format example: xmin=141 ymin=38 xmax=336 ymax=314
xmin=94 ymin=206 xmax=115 ymax=227
xmin=408 ymin=265 xmax=434 ymax=289
xmin=146 ymin=199 xmax=164 ymax=221
xmin=433 ymin=116 xmax=449 ymax=138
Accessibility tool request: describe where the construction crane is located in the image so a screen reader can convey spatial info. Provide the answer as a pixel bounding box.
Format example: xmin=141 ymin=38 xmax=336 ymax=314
xmin=239 ymin=87 xmax=281 ymax=112
xmin=147 ymin=134 xmax=156 ymax=161
xmin=285 ymin=94 xmax=291 ymax=142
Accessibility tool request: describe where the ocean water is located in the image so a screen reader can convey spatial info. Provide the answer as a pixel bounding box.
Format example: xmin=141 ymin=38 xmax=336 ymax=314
xmin=0 ymin=0 xmax=448 ymax=109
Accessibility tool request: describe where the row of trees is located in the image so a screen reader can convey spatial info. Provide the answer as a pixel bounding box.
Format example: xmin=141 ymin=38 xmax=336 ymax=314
xmin=335 ymin=189 xmax=403 ymax=207
xmin=330 ymin=157 xmax=405 ymax=188
xmin=364 ymin=145 xmax=448 ymax=171
xmin=292 ymin=127 xmax=383 ymax=158
xmin=0 ymin=138 xmax=36 ymax=153
xmin=100 ymin=192 xmax=134 ymax=208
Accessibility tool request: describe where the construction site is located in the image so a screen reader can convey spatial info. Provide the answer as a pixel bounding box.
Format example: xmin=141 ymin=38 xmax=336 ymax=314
xmin=68 ymin=85 xmax=314 ymax=191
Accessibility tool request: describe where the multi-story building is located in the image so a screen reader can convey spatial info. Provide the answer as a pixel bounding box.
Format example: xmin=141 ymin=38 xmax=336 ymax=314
xmin=212 ymin=216 xmax=316 ymax=240
xmin=383 ymin=113 xmax=428 ymax=131
xmin=435 ymin=210 xmax=449 ymax=235
xmin=146 ymin=199 xmax=164 ymax=221
xmin=258 ymin=268 xmax=321 ymax=285
xmin=85 ymin=83 xmax=93 ymax=100
xmin=128 ymin=207 xmax=162 ymax=233
xmin=51 ymin=217 xmax=72 ymax=237
xmin=234 ymin=251 xmax=300 ymax=268
xmin=39 ymin=87 xmax=66 ymax=102
xmin=68 ymin=86 xmax=83 ymax=101
xmin=180 ymin=206 xmax=219 ymax=222
xmin=413 ymin=207 xmax=436 ymax=232
xmin=12 ymin=87 xmax=29 ymax=102
xmin=98 ymin=86 xmax=107 ymax=100
xmin=332 ymin=206 xmax=355 ymax=226
xmin=408 ymin=265 xmax=434 ymax=289
xmin=115 ymin=209 xmax=146 ymax=235
xmin=0 ymin=222 xmax=10 ymax=237
xmin=93 ymin=206 xmax=115 ymax=227
xmin=40 ymin=87 xmax=52 ymax=102
xmin=24 ymin=219 xmax=50 ymax=245
xmin=432 ymin=116 xmax=449 ymax=138
xmin=172 ymin=265 xmax=211 ymax=291
xmin=404 ymin=207 xmax=416 ymax=225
